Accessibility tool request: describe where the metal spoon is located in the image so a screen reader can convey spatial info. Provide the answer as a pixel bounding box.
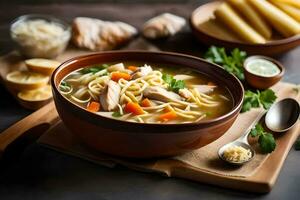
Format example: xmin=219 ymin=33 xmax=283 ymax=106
xmin=265 ymin=98 xmax=300 ymax=132
xmin=218 ymin=111 xmax=264 ymax=166
xmin=218 ymin=98 xmax=300 ymax=165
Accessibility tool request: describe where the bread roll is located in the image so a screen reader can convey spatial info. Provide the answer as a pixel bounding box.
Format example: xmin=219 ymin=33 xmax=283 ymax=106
xmin=228 ymin=0 xmax=272 ymax=39
xmin=72 ymin=17 xmax=137 ymax=51
xmin=142 ymin=13 xmax=186 ymax=39
xmin=214 ymin=3 xmax=266 ymax=43
xmin=270 ymin=0 xmax=300 ymax=22
xmin=250 ymin=0 xmax=300 ymax=37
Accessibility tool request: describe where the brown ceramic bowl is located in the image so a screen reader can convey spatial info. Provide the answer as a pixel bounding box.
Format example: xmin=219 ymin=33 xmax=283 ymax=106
xmin=190 ymin=1 xmax=300 ymax=56
xmin=51 ymin=51 xmax=244 ymax=158
xmin=244 ymin=56 xmax=284 ymax=90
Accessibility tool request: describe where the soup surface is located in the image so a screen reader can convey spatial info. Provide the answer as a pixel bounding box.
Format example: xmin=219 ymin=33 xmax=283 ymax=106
xmin=59 ymin=62 xmax=233 ymax=124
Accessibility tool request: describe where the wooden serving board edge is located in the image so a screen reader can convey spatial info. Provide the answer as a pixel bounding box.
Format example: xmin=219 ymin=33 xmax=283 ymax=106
xmin=36 ymin=118 xmax=300 ymax=193
xmin=1 ymin=93 xmax=298 ymax=193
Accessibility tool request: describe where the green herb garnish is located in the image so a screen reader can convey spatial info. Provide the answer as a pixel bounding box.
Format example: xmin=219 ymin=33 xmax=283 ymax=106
xmin=59 ymin=81 xmax=72 ymax=92
xmin=250 ymin=124 xmax=276 ymax=153
xmin=112 ymin=111 xmax=123 ymax=118
xmin=60 ymin=81 xmax=69 ymax=87
xmin=242 ymin=89 xmax=277 ymax=112
xmin=204 ymin=46 xmax=246 ymax=80
xmin=205 ymin=112 xmax=212 ymax=117
xmin=162 ymin=74 xmax=173 ymax=85
xmin=80 ymin=64 xmax=108 ymax=74
xmin=162 ymin=74 xmax=185 ymax=93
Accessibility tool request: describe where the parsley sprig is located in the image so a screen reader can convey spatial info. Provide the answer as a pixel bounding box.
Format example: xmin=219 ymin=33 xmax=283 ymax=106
xmin=162 ymin=74 xmax=185 ymax=93
xmin=242 ymin=89 xmax=277 ymax=113
xmin=203 ymin=46 xmax=279 ymax=153
xmin=60 ymin=81 xmax=69 ymax=87
xmin=250 ymin=124 xmax=276 ymax=153
xmin=59 ymin=81 xmax=71 ymax=92
xmin=204 ymin=46 xmax=247 ymax=80
xmin=112 ymin=111 xmax=122 ymax=118
xmin=80 ymin=64 xmax=109 ymax=74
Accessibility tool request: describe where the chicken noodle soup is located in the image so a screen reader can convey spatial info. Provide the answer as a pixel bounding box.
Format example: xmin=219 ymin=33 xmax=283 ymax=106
xmin=59 ymin=62 xmax=233 ymax=124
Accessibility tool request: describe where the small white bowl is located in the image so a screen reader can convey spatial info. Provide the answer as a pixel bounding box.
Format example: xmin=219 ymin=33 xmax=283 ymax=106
xmin=10 ymin=14 xmax=71 ymax=58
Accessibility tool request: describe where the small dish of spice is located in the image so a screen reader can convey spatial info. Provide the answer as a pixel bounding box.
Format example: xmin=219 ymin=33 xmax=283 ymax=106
xmin=244 ymin=55 xmax=284 ymax=89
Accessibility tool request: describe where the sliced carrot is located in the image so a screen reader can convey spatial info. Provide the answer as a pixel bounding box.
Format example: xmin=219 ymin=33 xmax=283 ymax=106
xmin=87 ymin=101 xmax=100 ymax=112
xmin=111 ymin=72 xmax=131 ymax=82
xmin=127 ymin=65 xmax=138 ymax=72
xmin=159 ymin=111 xmax=177 ymax=122
xmin=140 ymin=98 xmax=152 ymax=107
xmin=125 ymin=102 xmax=144 ymax=115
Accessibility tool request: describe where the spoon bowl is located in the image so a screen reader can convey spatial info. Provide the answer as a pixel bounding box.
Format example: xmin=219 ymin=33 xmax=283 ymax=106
xmin=265 ymin=98 xmax=300 ymax=132
xmin=218 ymin=141 xmax=255 ymax=166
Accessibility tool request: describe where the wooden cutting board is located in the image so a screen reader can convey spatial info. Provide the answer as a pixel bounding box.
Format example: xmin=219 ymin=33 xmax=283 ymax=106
xmin=0 ymin=49 xmax=90 ymax=110
xmin=37 ymin=119 xmax=300 ymax=193
xmin=1 ymin=87 xmax=299 ymax=193
xmin=1 ymin=48 xmax=299 ymax=193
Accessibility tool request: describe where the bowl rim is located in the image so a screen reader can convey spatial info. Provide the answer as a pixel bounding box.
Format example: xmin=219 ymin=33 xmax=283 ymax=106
xmin=190 ymin=1 xmax=300 ymax=47
xmin=51 ymin=50 xmax=244 ymax=130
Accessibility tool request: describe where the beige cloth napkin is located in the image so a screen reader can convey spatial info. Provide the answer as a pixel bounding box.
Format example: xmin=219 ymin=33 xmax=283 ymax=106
xmin=38 ymin=82 xmax=300 ymax=178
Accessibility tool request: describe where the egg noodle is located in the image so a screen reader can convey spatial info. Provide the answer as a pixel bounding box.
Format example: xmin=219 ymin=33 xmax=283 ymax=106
xmin=59 ymin=63 xmax=229 ymax=124
xmin=223 ymin=146 xmax=252 ymax=163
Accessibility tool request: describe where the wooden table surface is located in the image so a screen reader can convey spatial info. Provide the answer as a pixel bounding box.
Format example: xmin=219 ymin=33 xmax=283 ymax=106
xmin=1 ymin=2 xmax=300 ymax=200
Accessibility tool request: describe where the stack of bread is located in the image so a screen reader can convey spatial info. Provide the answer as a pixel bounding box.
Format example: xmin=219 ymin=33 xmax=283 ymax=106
xmin=6 ymin=59 xmax=60 ymax=103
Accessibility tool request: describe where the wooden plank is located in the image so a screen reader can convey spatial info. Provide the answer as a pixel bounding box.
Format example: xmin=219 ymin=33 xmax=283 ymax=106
xmin=37 ymin=118 xmax=299 ymax=193
xmin=1 ymin=48 xmax=298 ymax=192
xmin=1 ymin=76 xmax=299 ymax=193
xmin=0 ymin=102 xmax=59 ymax=157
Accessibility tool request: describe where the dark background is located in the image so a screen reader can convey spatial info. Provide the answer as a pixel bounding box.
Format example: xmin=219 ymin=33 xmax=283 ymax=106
xmin=1 ymin=1 xmax=300 ymax=200
xmin=1 ymin=0 xmax=201 ymax=4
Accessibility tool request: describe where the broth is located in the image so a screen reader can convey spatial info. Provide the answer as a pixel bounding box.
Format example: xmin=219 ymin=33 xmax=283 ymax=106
xmin=59 ymin=62 xmax=233 ymax=124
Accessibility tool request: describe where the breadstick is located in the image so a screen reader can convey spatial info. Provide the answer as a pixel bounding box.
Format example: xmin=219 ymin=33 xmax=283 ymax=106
xmin=214 ymin=3 xmax=266 ymax=44
xmin=198 ymin=19 xmax=242 ymax=42
xmin=270 ymin=0 xmax=300 ymax=22
xmin=271 ymin=0 xmax=300 ymax=8
xmin=249 ymin=0 xmax=300 ymax=37
xmin=228 ymin=0 xmax=272 ymax=39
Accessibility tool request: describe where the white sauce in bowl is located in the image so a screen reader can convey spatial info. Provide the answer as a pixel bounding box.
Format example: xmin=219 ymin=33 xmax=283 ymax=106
xmin=245 ymin=59 xmax=280 ymax=77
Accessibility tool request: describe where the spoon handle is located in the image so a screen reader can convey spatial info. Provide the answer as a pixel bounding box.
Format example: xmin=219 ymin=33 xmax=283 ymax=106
xmin=237 ymin=110 xmax=267 ymax=144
